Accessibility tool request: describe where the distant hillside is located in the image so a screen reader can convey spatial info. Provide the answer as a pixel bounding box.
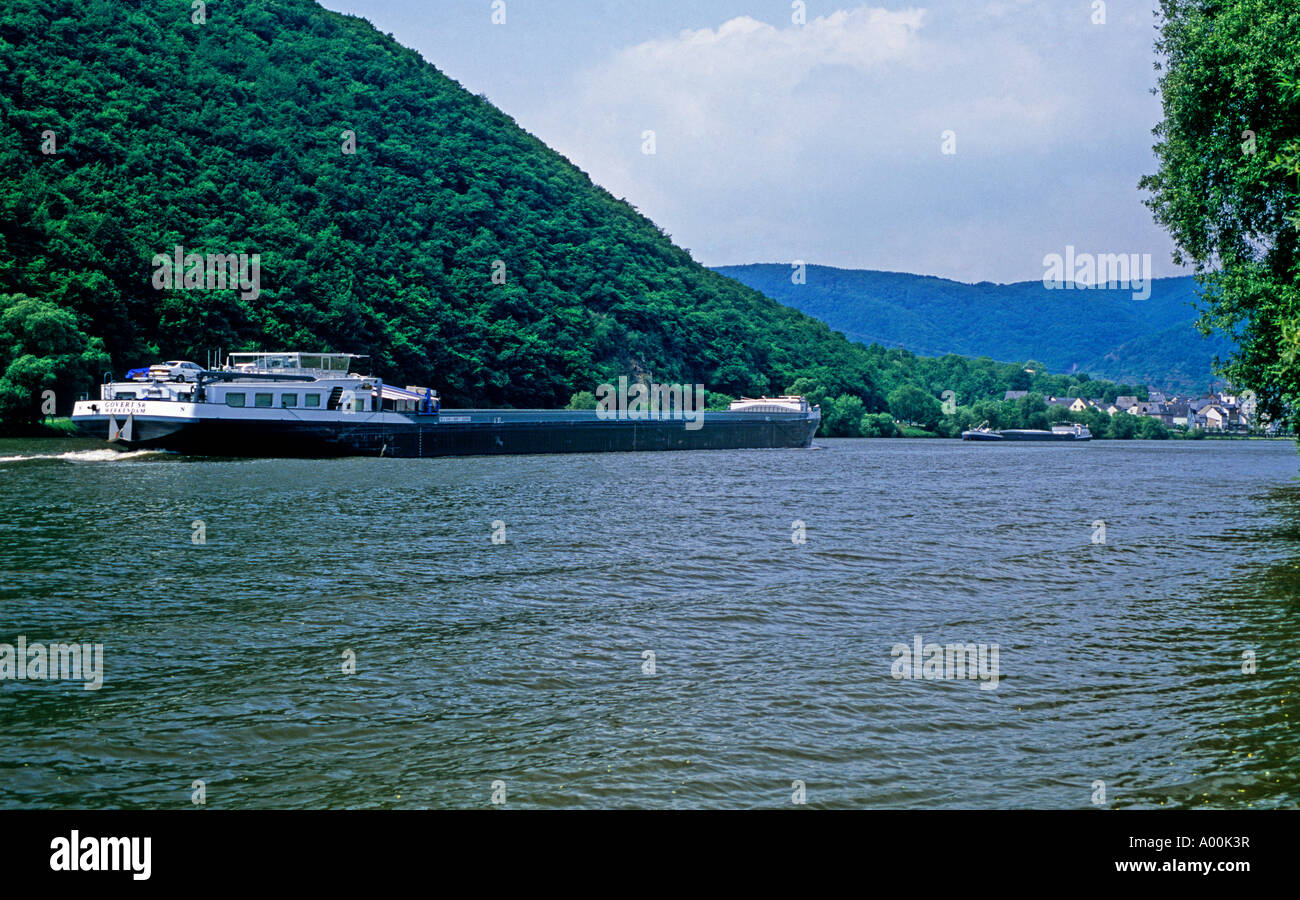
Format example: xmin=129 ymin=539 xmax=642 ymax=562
xmin=714 ymin=264 xmax=1234 ymax=393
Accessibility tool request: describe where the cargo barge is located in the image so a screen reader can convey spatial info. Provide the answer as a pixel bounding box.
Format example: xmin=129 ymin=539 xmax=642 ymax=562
xmin=70 ymin=352 xmax=820 ymax=458
xmin=961 ymin=422 xmax=1091 ymax=442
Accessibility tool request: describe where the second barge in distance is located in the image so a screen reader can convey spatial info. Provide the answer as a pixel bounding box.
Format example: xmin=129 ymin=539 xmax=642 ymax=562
xmin=961 ymin=422 xmax=1091 ymax=442
xmin=70 ymin=351 xmax=820 ymax=458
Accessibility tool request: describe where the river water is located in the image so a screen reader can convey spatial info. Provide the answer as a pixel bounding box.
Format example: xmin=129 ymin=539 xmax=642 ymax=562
xmin=1 ymin=437 xmax=1296 ymax=808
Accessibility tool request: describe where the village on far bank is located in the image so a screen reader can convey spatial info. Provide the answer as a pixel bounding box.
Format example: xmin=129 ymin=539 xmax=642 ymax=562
xmin=780 ymin=368 xmax=1284 ymax=439
xmin=1006 ymin=389 xmax=1277 ymax=435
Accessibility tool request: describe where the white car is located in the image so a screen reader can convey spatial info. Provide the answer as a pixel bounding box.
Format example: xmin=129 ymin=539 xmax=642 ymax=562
xmin=148 ymin=360 xmax=204 ymax=382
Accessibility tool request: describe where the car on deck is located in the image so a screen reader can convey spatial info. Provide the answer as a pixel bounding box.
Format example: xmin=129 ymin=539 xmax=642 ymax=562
xmin=148 ymin=360 xmax=204 ymax=382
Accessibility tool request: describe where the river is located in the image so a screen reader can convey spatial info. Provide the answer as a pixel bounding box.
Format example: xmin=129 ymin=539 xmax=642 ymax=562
xmin=1 ymin=437 xmax=1296 ymax=808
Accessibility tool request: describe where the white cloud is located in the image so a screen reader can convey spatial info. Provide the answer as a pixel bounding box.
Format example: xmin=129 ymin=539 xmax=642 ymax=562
xmin=529 ymin=3 xmax=1176 ymax=282
xmin=647 ymin=8 xmax=929 ymax=76
xmin=550 ymin=8 xmax=931 ymax=169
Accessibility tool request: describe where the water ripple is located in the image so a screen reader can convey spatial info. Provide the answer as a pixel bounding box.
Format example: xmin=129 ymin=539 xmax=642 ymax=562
xmin=0 ymin=437 xmax=1297 ymax=808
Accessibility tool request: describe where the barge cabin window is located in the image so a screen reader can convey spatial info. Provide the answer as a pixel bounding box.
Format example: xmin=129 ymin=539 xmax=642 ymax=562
xmin=281 ymin=393 xmax=297 ymax=408
xmin=304 ymin=393 xmax=320 ymax=408
xmin=254 ymin=393 xmax=273 ymax=408
xmin=226 ymin=393 xmax=245 ymax=407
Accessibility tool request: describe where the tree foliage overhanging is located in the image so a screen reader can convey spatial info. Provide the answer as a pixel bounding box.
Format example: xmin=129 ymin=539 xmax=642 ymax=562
xmin=1141 ymin=0 xmax=1300 ymax=431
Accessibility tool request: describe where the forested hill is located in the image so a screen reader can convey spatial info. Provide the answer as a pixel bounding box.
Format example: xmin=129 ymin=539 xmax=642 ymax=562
xmin=716 ymin=264 xmax=1235 ymax=393
xmin=0 ymin=0 xmax=889 ymax=420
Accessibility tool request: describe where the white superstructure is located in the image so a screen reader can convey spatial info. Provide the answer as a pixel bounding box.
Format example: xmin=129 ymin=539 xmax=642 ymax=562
xmin=728 ymin=396 xmax=813 ymax=414
xmin=73 ymin=351 xmax=440 ymax=446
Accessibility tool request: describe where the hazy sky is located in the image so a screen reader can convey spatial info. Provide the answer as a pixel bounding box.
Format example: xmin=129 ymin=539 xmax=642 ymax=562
xmin=319 ymin=0 xmax=1183 ymax=284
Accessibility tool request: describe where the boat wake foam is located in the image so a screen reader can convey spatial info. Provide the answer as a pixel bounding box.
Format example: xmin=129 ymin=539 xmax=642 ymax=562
xmin=0 ymin=449 xmax=173 ymax=464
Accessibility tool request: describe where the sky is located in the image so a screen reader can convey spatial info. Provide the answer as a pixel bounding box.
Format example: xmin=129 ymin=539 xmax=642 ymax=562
xmin=319 ymin=0 xmax=1183 ymax=284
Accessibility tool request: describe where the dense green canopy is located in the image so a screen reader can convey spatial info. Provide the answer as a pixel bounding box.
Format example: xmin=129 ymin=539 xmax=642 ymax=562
xmin=0 ymin=0 xmax=891 ymax=417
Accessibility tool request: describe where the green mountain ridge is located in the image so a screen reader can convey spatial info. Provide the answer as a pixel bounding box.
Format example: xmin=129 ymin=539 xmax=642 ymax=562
xmin=715 ymin=264 xmax=1234 ymax=393
xmin=0 ymin=0 xmax=1180 ymax=437
xmin=0 ymin=0 xmax=890 ymax=420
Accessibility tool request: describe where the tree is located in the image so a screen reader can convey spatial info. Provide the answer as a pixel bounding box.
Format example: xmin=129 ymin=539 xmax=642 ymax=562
xmin=1137 ymin=415 xmax=1170 ymax=439
xmin=1141 ymin=0 xmax=1300 ymax=434
xmin=566 ymin=390 xmax=597 ymax=410
xmin=937 ymin=406 xmax=977 ymax=438
xmin=821 ymin=394 xmax=865 ymax=436
xmin=859 ymin=412 xmax=898 ymax=437
xmin=784 ymin=377 xmax=827 ymax=406
xmin=1083 ymin=407 xmax=1110 ymax=436
xmin=1108 ymin=412 xmax=1138 ymax=439
xmin=0 ymin=294 xmax=108 ymax=429
xmin=705 ymin=391 xmax=735 ymax=411
xmin=887 ymin=384 xmax=941 ymax=430
xmin=1015 ymin=393 xmax=1049 ymax=431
